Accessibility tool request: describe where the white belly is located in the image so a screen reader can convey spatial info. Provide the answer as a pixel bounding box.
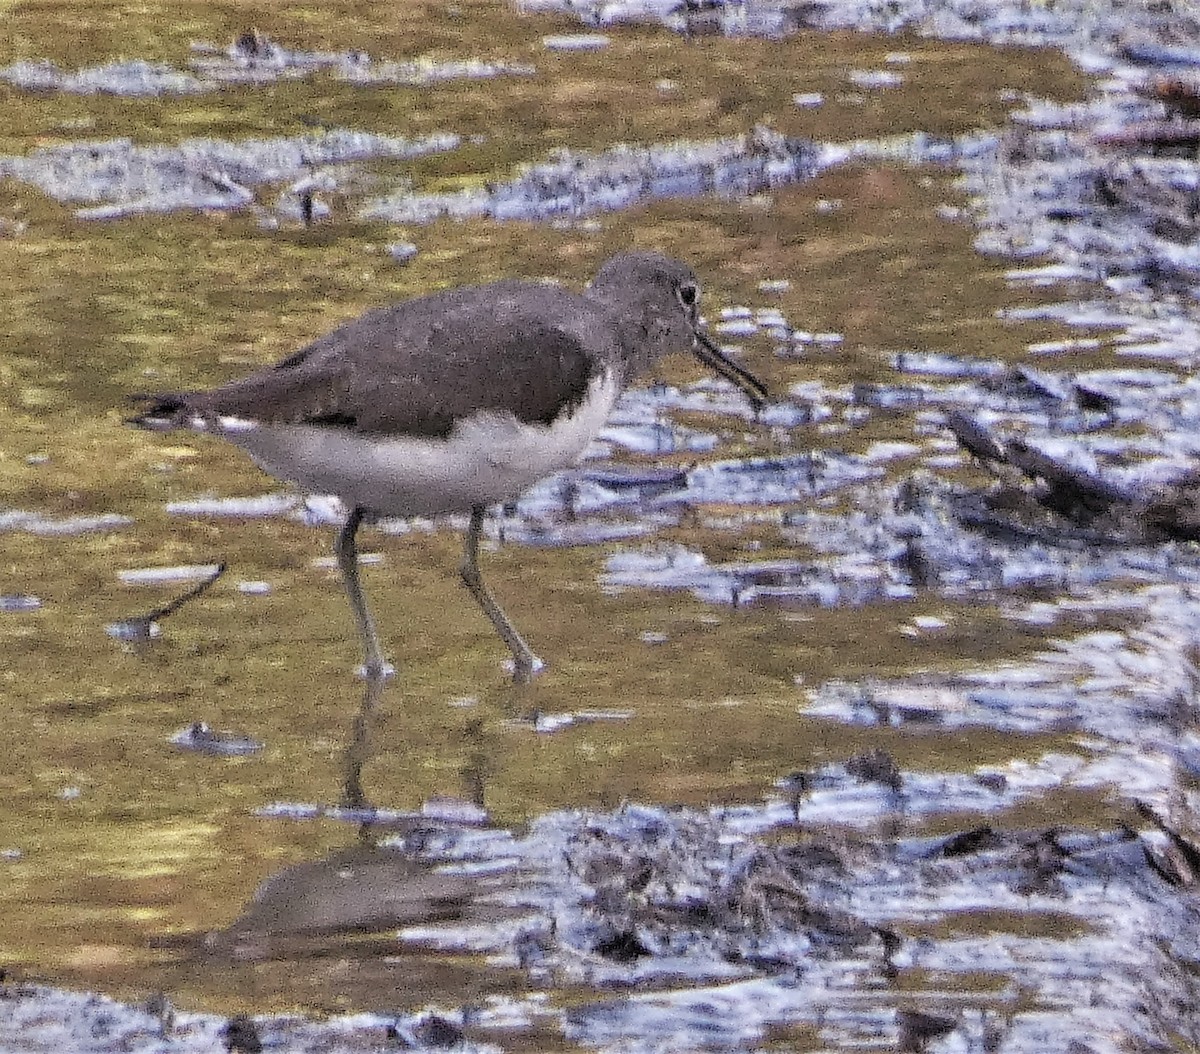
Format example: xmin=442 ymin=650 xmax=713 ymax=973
xmin=217 ymin=370 xmax=620 ymax=516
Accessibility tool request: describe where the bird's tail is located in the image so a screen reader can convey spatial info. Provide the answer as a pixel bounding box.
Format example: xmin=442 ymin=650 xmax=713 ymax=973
xmin=126 ymin=393 xmax=197 ymax=431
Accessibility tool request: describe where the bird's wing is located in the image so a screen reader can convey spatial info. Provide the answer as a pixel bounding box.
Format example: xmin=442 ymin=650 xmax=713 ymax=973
xmin=132 ymin=283 xmax=613 ymax=438
xmin=343 ymin=285 xmax=610 ymax=436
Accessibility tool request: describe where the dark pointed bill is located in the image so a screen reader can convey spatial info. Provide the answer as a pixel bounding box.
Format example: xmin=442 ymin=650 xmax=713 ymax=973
xmin=691 ymin=329 xmax=769 ymax=411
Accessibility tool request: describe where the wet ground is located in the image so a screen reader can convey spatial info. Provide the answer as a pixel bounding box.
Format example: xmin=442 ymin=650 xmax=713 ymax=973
xmin=4 ymin=0 xmax=1200 ymax=1050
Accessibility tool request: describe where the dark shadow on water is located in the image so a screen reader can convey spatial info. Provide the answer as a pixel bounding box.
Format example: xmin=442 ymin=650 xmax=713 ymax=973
xmin=157 ymin=670 xmax=533 ymax=1013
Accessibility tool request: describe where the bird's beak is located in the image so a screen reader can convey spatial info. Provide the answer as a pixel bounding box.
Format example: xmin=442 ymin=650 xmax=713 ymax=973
xmin=691 ymin=328 xmax=769 ymax=411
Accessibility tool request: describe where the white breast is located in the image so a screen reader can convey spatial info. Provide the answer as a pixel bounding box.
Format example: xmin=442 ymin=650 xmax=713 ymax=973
xmin=217 ymin=369 xmax=622 ymax=517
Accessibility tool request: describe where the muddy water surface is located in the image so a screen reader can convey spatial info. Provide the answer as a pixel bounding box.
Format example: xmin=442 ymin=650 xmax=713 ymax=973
xmin=6 ymin=0 xmax=1196 ymax=1050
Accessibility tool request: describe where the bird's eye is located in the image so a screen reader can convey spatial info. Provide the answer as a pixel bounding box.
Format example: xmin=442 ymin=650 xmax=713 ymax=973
xmin=678 ymin=282 xmax=699 ymax=307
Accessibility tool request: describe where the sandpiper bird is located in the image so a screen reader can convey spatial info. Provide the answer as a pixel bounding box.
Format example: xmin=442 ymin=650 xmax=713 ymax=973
xmin=131 ymin=252 xmax=768 ymax=682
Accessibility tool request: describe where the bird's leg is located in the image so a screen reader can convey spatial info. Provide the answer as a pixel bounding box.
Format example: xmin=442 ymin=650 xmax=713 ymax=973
xmin=335 ymin=506 xmax=393 ymax=679
xmin=459 ymin=505 xmax=543 ymax=684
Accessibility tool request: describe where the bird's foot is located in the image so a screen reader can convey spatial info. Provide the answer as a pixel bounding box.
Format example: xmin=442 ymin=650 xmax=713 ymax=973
xmin=356 ymin=658 xmax=396 ymax=681
xmin=509 ymin=653 xmax=546 ymax=686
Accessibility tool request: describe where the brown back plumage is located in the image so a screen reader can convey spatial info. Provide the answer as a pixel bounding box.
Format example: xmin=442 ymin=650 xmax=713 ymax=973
xmin=130 ymin=252 xmax=711 ymax=437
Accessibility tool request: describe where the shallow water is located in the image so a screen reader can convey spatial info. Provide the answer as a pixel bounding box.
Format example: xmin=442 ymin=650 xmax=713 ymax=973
xmin=4 ymin=0 xmax=1200 ymax=1050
